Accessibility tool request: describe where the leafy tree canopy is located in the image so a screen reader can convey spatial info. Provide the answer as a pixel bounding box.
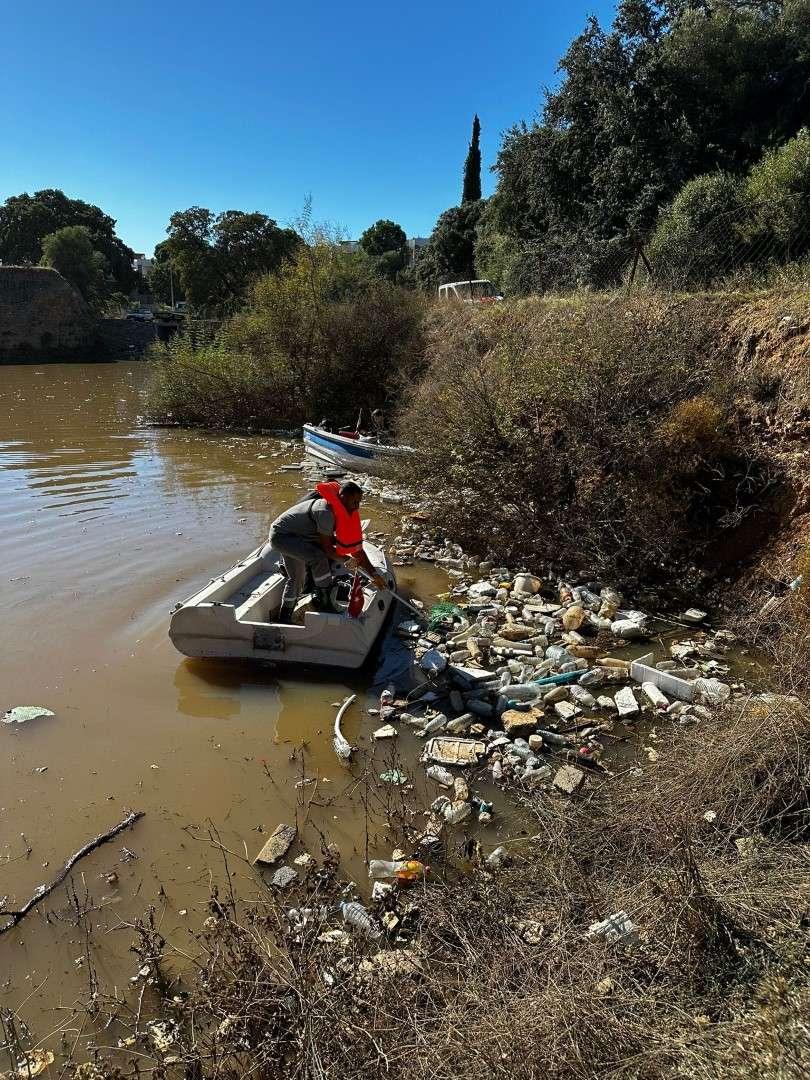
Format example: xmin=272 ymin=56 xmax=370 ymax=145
xmin=418 ymin=201 xmax=486 ymax=290
xmin=490 ymin=0 xmax=810 ymax=291
xmin=0 ymin=189 xmax=136 ymax=290
xmin=358 ymin=219 xmax=408 ymax=281
xmin=39 ymin=225 xmax=109 ymax=306
xmin=162 ymin=207 xmax=300 ymax=313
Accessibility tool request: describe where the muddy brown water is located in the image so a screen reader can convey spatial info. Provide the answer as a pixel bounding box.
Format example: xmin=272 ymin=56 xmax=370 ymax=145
xmin=0 ymin=364 xmax=764 ymax=1051
xmin=2 ymin=362 xmax=510 ymax=1042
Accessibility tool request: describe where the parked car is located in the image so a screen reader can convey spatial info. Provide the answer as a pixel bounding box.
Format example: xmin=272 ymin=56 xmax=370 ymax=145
xmin=438 ymin=279 xmax=503 ymax=303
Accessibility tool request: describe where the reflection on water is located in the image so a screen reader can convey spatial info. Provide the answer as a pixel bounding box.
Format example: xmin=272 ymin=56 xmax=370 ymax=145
xmin=0 ymin=361 xmax=454 ymax=1034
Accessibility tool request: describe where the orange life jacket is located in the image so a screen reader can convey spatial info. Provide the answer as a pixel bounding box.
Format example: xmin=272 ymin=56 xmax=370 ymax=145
xmin=315 ymin=481 xmax=364 ymax=557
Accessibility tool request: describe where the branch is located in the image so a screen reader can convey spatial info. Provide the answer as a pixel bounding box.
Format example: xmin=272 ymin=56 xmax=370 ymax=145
xmin=0 ymin=811 xmax=144 ymax=934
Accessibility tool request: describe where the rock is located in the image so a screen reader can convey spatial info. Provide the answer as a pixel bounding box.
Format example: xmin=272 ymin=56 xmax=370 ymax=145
xmin=596 ymin=695 xmax=617 ymax=711
xmin=253 ymin=823 xmax=297 ymax=866
xmin=271 ymin=866 xmax=298 ymax=888
xmin=294 ymin=852 xmax=315 ymax=869
xmin=553 ymin=765 xmax=586 ymax=795
xmin=501 ymin=708 xmax=541 ymax=735
xmin=453 ymin=776 xmax=470 ymax=801
xmin=2 ymin=705 xmax=55 ymax=725
xmin=679 ymin=608 xmax=708 ymax=624
xmin=544 ymin=685 xmax=570 ymax=704
xmin=614 ymin=687 xmax=640 ymax=718
xmin=372 ymin=724 xmax=398 ymax=739
xmin=513 ymin=573 xmax=542 ymax=594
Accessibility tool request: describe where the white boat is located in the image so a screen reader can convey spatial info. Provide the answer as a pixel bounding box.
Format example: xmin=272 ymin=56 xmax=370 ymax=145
xmin=303 ymin=424 xmax=412 ymax=475
xmin=169 ymin=540 xmax=395 ymax=668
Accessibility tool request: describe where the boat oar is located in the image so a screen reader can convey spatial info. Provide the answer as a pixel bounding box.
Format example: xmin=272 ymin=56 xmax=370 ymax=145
xmin=355 ymin=567 xmax=428 ymax=624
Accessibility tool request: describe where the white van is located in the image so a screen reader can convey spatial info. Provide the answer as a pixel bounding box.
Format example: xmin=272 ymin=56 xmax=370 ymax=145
xmin=438 ymin=279 xmax=503 ymax=303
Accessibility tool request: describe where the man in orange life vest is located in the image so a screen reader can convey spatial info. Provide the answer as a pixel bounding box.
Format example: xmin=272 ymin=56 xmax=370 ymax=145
xmin=262 ymin=480 xmax=386 ymax=622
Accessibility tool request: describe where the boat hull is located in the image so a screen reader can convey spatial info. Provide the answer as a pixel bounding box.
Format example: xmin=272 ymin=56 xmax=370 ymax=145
xmin=303 ymin=424 xmax=410 ymax=476
xmin=169 ymin=541 xmax=395 ymax=668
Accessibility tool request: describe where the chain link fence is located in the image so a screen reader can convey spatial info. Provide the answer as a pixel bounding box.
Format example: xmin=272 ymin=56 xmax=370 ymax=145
xmin=511 ymin=194 xmax=809 ymax=294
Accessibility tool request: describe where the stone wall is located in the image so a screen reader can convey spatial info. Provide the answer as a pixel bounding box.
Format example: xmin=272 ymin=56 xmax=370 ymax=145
xmin=0 ymin=266 xmax=95 ymax=361
xmin=95 ymin=317 xmax=158 ymax=358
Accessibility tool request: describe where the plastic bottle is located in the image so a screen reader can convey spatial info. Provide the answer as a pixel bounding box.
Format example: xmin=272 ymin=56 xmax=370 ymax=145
xmin=367 ymin=859 xmax=426 ymax=883
xmin=340 ymin=901 xmax=381 ymax=939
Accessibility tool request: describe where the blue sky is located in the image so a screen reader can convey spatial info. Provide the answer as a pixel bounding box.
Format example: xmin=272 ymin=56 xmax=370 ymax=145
xmin=2 ymin=1 xmax=617 ymax=255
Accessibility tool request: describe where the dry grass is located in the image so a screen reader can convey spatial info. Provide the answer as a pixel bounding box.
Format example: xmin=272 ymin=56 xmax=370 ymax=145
xmin=71 ymin=686 xmax=809 ymax=1080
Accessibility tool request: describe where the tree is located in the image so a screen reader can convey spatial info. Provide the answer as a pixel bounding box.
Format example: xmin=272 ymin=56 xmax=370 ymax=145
xmin=162 ymin=207 xmax=300 ymax=313
xmin=359 ymin=219 xmax=408 ymax=280
xmin=418 ymin=201 xmax=486 ymax=289
xmin=359 ymin=219 xmax=407 ymax=258
xmin=39 ymin=225 xmax=108 ymax=305
xmin=0 ymin=189 xmax=135 ymax=290
xmin=491 ymin=0 xmax=810 ymax=292
xmin=462 ymin=115 xmax=482 ymax=203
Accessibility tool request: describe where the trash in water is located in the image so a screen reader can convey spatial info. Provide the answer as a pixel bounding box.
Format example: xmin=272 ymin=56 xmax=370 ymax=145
xmin=340 ymin=900 xmax=381 ymax=939
xmin=379 ymin=769 xmax=408 ymax=785
xmin=2 ymin=706 xmax=54 ymax=725
xmin=3 ymin=1050 xmax=55 ymax=1079
xmin=420 ymin=648 xmax=447 ymax=674
xmin=422 ymin=736 xmax=486 ymax=766
xmin=333 ymin=694 xmax=356 ymax=760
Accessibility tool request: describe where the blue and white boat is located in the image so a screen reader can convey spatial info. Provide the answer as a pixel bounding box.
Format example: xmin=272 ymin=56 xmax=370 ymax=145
xmin=302 ymin=423 xmax=412 ymax=475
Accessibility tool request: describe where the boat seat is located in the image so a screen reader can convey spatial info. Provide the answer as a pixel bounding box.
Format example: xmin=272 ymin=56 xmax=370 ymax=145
xmin=234 ymin=574 xmax=284 ymax=622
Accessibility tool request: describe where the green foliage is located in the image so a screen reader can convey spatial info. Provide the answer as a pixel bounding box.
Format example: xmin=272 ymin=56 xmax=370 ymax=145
xmin=147 ymin=242 xmax=425 ymax=429
xmin=147 ymin=241 xmax=185 ymax=306
xmin=359 ymin=219 xmax=408 ymax=281
xmin=647 ymin=172 xmax=745 ymax=287
xmin=491 ymin=0 xmax=810 ymax=293
xmin=0 ymin=188 xmax=136 ymax=290
xmin=418 ymin=201 xmax=485 ymax=289
xmin=39 ymin=225 xmax=109 ymax=306
xmin=161 ymin=207 xmax=300 ymax=314
xmin=474 ymin=198 xmax=527 ymax=295
xmin=462 ymin=114 xmax=482 ymax=203
xmin=744 ymin=128 xmax=810 ymax=248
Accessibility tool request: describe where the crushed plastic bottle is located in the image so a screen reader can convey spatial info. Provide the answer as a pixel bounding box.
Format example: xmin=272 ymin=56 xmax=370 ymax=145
xmin=340 ymin=901 xmax=381 ymax=939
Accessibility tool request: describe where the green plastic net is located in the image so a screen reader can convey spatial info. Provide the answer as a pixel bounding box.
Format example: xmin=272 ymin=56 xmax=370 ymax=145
xmin=428 ymin=602 xmax=464 ymax=628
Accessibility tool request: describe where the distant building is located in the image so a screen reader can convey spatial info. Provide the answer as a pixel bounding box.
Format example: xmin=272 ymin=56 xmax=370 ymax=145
xmin=338 ymin=237 xmax=429 ymax=264
xmin=407 ymin=237 xmax=429 ymax=264
xmin=132 ymin=254 xmax=154 ymax=277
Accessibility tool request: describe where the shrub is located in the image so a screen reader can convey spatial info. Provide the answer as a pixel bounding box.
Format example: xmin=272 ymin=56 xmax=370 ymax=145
xmin=147 ymin=243 xmax=426 ymax=429
xmin=647 ymin=172 xmax=745 ymax=288
xmin=744 ymin=128 xmax=810 ymax=255
xmin=397 ymin=294 xmax=770 ymax=583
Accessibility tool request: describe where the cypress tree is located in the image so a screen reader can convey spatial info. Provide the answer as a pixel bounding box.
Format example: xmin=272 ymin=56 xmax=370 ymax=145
xmin=462 ymin=114 xmax=482 ymax=203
